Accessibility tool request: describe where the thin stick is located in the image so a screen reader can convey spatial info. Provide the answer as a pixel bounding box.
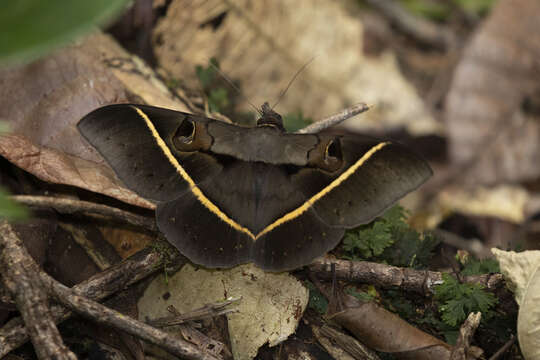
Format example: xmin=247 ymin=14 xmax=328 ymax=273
xmin=0 ymin=220 xmax=77 ymax=360
xmin=488 ymin=335 xmax=515 ymax=360
xmin=12 ymin=195 xmax=156 ymax=232
xmin=148 ymin=297 xmax=240 ymax=327
xmin=365 ymin=0 xmax=455 ymax=49
xmin=41 ymin=272 xmax=218 ymax=360
xmin=450 ymin=312 xmax=482 ymax=360
xmin=296 ymin=103 xmax=371 ymax=134
xmin=309 ymin=258 xmax=506 ymax=295
xmin=0 ymin=245 xmax=186 ymax=357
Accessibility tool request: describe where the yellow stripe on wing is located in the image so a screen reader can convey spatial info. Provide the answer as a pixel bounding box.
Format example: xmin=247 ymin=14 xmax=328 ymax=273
xmin=133 ymin=105 xmax=388 ymax=241
xmin=132 ymin=106 xmax=256 ymax=239
xmin=254 ymin=141 xmax=388 ymax=239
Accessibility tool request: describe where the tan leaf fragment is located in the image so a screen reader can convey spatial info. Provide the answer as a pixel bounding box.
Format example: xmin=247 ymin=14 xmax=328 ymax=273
xmin=138 ymin=263 xmax=308 ymax=360
xmin=0 ymin=134 xmax=154 ymax=209
xmin=492 ymin=249 xmax=540 ymax=360
xmin=437 ymin=185 xmax=529 ymax=223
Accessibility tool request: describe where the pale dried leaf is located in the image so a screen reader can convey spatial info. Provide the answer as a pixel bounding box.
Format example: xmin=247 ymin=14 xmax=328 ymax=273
xmin=0 ymin=134 xmax=154 ymax=209
xmin=445 ymin=0 xmax=540 ymax=184
xmin=138 ymin=263 xmax=308 ymax=360
xmin=437 ymin=185 xmax=529 ymax=223
xmin=492 ymin=249 xmax=540 ymax=360
xmin=154 ymin=0 xmax=439 ymax=135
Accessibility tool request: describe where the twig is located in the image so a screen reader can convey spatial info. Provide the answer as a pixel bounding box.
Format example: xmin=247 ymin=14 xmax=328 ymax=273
xmin=58 ymin=223 xmax=113 ymax=271
xmin=0 ymin=220 xmax=77 ymax=360
xmin=12 ymin=195 xmax=157 ymax=232
xmin=148 ymin=297 xmax=240 ymax=327
xmin=450 ymin=312 xmax=482 ymax=360
xmin=296 ymin=103 xmax=371 ymax=134
xmin=364 ymin=0 xmax=456 ymax=49
xmin=432 ymin=228 xmax=491 ymax=259
xmin=314 ymin=324 xmax=380 ymax=360
xmin=309 ymin=258 xmax=505 ymax=295
xmin=40 ymin=272 xmax=219 ymax=360
xmin=488 ymin=335 xmax=515 ymax=360
xmin=0 ymin=245 xmax=186 ymax=357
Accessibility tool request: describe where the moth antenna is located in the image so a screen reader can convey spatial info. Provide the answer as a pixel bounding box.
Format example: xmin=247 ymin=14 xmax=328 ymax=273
xmin=271 ymin=57 xmax=315 ymax=110
xmin=207 ymin=60 xmax=262 ymax=116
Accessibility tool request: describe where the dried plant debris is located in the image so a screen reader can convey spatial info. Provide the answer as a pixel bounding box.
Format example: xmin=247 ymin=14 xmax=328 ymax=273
xmin=0 ymin=32 xmax=187 ymax=163
xmin=138 ymin=263 xmax=308 ymax=360
xmin=492 ymin=249 xmax=540 ymax=360
xmin=445 ymin=0 xmax=540 ymax=184
xmin=153 ymin=0 xmax=440 ymax=135
xmin=0 ymin=134 xmax=154 ymax=209
xmin=329 ymin=294 xmax=483 ymax=359
xmin=437 ymin=185 xmax=530 ymax=224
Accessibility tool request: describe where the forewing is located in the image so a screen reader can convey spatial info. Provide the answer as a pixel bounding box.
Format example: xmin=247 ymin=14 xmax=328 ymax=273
xmin=78 ymin=104 xmax=222 ymax=203
xmin=293 ymin=136 xmax=432 ymax=227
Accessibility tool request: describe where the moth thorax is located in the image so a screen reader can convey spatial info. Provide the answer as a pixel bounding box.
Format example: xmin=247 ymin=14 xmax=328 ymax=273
xmin=257 ymin=102 xmax=285 ymax=132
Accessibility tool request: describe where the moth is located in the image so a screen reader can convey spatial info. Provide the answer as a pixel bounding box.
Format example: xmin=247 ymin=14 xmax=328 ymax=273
xmin=78 ymin=103 xmax=432 ymax=271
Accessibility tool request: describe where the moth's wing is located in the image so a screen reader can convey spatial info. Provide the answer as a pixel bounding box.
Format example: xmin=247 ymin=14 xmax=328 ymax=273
xmin=156 ymin=191 xmax=254 ymax=268
xmin=156 ymin=161 xmax=342 ymax=270
xmin=78 ymin=104 xmax=222 ymax=203
xmin=293 ymin=136 xmax=432 ymax=227
xmin=253 ymin=208 xmax=344 ymax=271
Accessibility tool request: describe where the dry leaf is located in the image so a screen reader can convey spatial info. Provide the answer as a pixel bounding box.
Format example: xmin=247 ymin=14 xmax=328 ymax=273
xmin=0 ymin=134 xmax=154 ymax=209
xmin=0 ymin=31 xmax=188 ymax=165
xmin=492 ymin=249 xmax=540 ymax=360
xmin=331 ymin=297 xmax=455 ymax=360
xmin=138 ymin=263 xmax=308 ymax=360
xmin=153 ymin=0 xmax=440 ymax=135
xmin=445 ymin=0 xmax=540 ymax=184
xmin=0 ymin=31 xmax=191 ymax=205
xmin=437 ymin=185 xmax=529 ymax=224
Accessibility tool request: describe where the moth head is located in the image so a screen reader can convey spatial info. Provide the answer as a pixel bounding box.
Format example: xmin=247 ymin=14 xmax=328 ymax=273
xmin=308 ymin=136 xmax=344 ymax=172
xmin=256 ymin=102 xmax=285 ymax=132
xmin=172 ymin=117 xmax=212 ymax=152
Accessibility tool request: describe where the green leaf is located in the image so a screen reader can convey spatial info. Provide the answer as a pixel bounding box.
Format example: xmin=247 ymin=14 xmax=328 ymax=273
xmin=282 ymin=111 xmax=312 ymax=132
xmin=452 ymin=0 xmax=496 ymax=16
xmin=400 ymin=0 xmax=451 ymax=21
xmin=0 ymin=121 xmax=9 ymax=133
xmin=0 ymin=0 xmax=130 ymax=64
xmin=346 ymin=288 xmax=375 ymax=303
xmin=304 ymin=281 xmax=328 ymax=315
xmin=0 ymin=187 xmax=28 ymax=220
xmin=434 ymin=274 xmax=497 ymax=327
xmin=195 ymin=58 xmax=220 ymax=88
xmin=461 ymin=258 xmax=500 ymax=276
xmin=342 ymin=205 xmax=438 ymax=267
xmin=208 ymin=88 xmax=229 ymax=113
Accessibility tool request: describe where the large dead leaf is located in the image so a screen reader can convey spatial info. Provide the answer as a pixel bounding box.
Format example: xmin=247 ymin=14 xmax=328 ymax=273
xmin=0 ymin=134 xmax=154 ymax=209
xmin=153 ymin=0 xmax=440 ymax=135
xmin=0 ymin=31 xmax=188 ymax=164
xmin=330 ymin=296 xmax=476 ymax=360
xmin=138 ymin=263 xmax=308 ymax=360
xmin=445 ymin=0 xmax=540 ymax=184
xmin=492 ymin=249 xmax=540 ymax=360
xmin=0 ymin=31 xmax=189 ymax=204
